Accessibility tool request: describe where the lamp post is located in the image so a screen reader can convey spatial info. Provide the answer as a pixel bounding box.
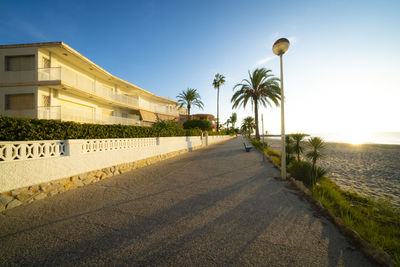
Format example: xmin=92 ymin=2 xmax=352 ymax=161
xmin=272 ymin=38 xmax=290 ymax=180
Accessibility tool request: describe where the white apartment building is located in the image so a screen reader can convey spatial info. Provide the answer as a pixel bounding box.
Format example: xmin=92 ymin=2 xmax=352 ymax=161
xmin=0 ymin=42 xmax=179 ymax=126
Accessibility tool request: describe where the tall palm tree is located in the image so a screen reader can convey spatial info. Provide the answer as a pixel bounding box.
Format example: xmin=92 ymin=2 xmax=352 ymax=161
xmin=212 ymin=73 xmax=226 ymax=132
xmin=231 ymin=68 xmax=281 ymax=140
xmin=230 ymin=112 xmax=237 ymax=129
xmin=241 ymin=116 xmax=255 ymax=136
xmin=291 ymin=133 xmax=308 ymax=161
xmin=176 ymin=88 xmax=204 ymax=119
xmin=226 ymin=118 xmax=231 ymax=129
xmin=305 ymin=137 xmax=327 ymax=169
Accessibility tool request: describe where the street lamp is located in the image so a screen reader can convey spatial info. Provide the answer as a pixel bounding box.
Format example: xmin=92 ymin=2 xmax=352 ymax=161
xmin=273 ymin=38 xmax=290 ymax=180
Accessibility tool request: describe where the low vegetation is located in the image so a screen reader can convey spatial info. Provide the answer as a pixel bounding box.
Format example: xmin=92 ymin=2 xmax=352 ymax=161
xmin=313 ymin=178 xmax=400 ymax=266
xmin=0 ymin=116 xmax=206 ymax=141
xmin=183 ymin=119 xmax=212 ymax=131
xmin=249 ymin=137 xmax=280 ymax=165
xmin=248 ymin=135 xmax=400 ymax=265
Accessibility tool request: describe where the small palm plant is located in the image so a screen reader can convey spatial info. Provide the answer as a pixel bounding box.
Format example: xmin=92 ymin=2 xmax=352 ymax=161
xmin=305 ymin=137 xmax=327 ymax=185
xmin=176 ymin=88 xmax=204 ymax=119
xmin=285 ymin=135 xmax=295 ymax=165
xmin=305 ymin=137 xmax=327 ymax=169
xmin=291 ymin=133 xmax=308 ymax=161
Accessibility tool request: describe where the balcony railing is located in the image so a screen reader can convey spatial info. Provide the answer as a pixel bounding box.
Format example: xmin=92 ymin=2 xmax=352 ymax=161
xmin=3 ymin=106 xmax=146 ymax=126
xmin=40 ymin=67 xmax=178 ymax=116
xmin=3 ymin=67 xmax=178 ymax=116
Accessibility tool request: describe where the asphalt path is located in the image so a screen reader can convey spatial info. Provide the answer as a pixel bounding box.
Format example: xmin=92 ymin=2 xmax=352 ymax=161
xmin=0 ymin=137 xmax=376 ymax=266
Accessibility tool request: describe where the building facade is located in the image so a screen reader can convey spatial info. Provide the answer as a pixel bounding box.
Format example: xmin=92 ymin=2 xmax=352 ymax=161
xmin=0 ymin=42 xmax=179 ymax=126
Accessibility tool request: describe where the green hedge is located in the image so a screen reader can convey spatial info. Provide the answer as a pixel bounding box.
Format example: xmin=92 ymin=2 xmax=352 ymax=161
xmin=0 ymin=116 xmax=202 ymax=141
xmin=207 ymin=130 xmax=232 ymax=136
xmin=183 ymin=119 xmax=212 ymax=131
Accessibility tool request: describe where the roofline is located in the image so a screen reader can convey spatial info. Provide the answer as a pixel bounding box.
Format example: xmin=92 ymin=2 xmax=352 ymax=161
xmin=0 ymin=42 xmax=63 ymax=49
xmin=192 ymin=113 xmax=215 ymax=116
xmin=0 ymin=42 xmax=177 ymax=104
xmin=181 ymin=113 xmax=215 ymax=117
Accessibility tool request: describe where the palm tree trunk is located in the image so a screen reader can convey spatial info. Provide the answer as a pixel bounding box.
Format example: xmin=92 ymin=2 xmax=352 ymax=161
xmin=217 ymin=86 xmax=220 ymax=132
xmin=187 ymin=105 xmax=191 ymax=120
xmin=254 ymin=101 xmax=260 ymax=140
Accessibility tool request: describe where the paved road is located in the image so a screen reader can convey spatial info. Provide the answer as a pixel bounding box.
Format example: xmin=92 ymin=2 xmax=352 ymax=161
xmin=0 ymin=137 xmax=376 ymax=266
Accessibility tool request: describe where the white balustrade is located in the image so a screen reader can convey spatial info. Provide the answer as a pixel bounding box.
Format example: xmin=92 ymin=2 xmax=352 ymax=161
xmin=0 ymin=135 xmax=234 ymax=193
xmin=81 ymin=138 xmax=157 ymax=153
xmin=0 ymin=140 xmax=66 ymax=162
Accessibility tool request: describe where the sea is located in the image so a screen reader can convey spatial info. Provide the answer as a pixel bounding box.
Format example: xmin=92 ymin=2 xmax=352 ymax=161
xmin=312 ymin=132 xmax=400 ymax=145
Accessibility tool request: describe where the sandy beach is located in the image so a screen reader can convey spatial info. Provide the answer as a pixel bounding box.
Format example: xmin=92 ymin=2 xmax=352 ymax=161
xmin=265 ymin=138 xmax=400 ymax=207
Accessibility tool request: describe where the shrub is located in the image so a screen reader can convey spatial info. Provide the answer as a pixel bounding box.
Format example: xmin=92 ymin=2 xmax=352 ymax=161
xmin=0 ymin=116 xmax=203 ymax=141
xmin=266 ymin=148 xmax=279 ymax=157
xmin=288 ymin=161 xmax=313 ymax=186
xmin=225 ymin=128 xmax=239 ymax=135
xmin=285 ymin=135 xmax=296 ymax=165
xmin=153 ymin=120 xmax=186 ymax=137
xmin=208 ymin=130 xmax=227 ymax=136
xmin=183 ymin=119 xmax=212 ymax=131
xmin=288 ymin=160 xmax=326 ymax=187
xmin=185 ymin=127 xmax=203 ymax=136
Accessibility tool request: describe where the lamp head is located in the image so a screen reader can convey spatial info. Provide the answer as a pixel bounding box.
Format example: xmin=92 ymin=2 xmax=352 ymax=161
xmin=273 ymin=38 xmax=290 ymax=56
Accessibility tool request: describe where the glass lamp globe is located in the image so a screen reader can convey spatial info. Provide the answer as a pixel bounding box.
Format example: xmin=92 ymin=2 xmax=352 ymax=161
xmin=272 ymin=38 xmax=290 ymax=56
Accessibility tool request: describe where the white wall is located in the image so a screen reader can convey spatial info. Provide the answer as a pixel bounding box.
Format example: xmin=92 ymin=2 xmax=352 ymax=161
xmin=0 ymin=135 xmax=233 ymax=193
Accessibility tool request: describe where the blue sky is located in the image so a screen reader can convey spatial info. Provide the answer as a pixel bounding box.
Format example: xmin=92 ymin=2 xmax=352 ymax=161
xmin=1 ymin=0 xmax=400 ymax=134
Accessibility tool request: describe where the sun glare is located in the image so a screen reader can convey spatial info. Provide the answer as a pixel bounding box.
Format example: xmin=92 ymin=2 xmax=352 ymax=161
xmin=338 ymin=131 xmax=371 ymax=145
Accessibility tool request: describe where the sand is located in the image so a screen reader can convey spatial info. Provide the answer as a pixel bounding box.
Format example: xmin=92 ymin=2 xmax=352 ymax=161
xmin=265 ymin=138 xmax=400 ymax=207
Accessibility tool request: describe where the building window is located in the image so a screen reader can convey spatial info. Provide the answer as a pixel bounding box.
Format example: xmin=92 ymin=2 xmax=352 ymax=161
xmin=43 ymin=57 xmax=51 ymax=68
xmin=42 ymin=95 xmax=50 ymax=107
xmin=5 ymin=55 xmax=35 ymax=71
xmin=5 ymin=93 xmax=35 ymax=110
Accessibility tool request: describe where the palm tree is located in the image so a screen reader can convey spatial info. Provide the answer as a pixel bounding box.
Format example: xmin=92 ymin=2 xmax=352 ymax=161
xmin=231 ymin=68 xmax=281 ymax=140
xmin=226 ymin=118 xmax=231 ymax=129
xmin=230 ymin=112 xmax=237 ymax=129
xmin=241 ymin=116 xmax=255 ymax=136
xmin=305 ymin=137 xmax=327 ymax=169
xmin=176 ymin=88 xmax=204 ymax=119
xmin=212 ymin=73 xmax=226 ymax=132
xmin=291 ymin=133 xmax=308 ymax=161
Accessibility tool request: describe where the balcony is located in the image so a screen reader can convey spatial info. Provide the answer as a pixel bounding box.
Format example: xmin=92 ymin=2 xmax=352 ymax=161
xmin=38 ymin=67 xmax=141 ymax=108
xmin=3 ymin=106 xmax=147 ymax=126
xmin=2 ymin=67 xmax=179 ymax=116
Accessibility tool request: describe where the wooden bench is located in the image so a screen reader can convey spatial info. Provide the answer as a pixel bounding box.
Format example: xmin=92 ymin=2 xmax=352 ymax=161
xmin=243 ymin=142 xmax=253 ymax=152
